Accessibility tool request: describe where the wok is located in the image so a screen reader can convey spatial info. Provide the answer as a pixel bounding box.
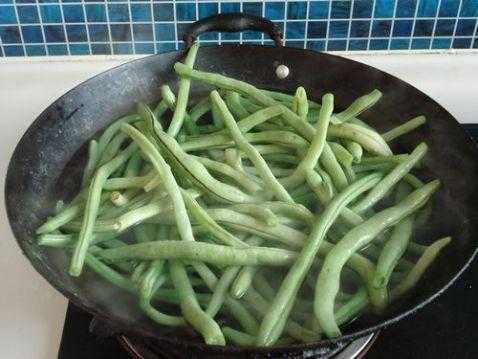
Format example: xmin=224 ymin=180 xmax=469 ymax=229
xmin=5 ymin=13 xmax=478 ymax=358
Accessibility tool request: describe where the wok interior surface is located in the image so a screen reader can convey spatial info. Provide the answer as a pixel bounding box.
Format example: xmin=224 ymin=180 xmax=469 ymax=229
xmin=5 ymin=45 xmax=478 ymax=355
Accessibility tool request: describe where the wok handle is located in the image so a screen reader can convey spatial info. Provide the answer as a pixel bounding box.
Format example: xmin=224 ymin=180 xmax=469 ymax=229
xmin=183 ymin=13 xmax=283 ymax=48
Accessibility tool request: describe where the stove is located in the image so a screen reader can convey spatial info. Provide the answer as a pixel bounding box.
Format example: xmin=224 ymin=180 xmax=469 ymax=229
xmin=57 ymin=125 xmax=478 ymax=359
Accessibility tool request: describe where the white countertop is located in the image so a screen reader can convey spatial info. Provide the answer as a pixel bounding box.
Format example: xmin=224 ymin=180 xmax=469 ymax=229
xmin=0 ymin=52 xmax=477 ymax=358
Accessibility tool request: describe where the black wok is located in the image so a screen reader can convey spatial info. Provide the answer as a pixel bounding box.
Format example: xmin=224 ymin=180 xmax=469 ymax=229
xmin=5 ymin=14 xmax=478 ymax=358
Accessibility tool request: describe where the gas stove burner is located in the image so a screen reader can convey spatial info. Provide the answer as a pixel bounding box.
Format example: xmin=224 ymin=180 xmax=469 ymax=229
xmin=117 ymin=332 xmax=378 ymax=359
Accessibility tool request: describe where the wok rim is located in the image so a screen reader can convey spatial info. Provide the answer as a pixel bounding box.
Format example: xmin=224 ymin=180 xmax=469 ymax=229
xmin=5 ymin=43 xmax=478 ymax=353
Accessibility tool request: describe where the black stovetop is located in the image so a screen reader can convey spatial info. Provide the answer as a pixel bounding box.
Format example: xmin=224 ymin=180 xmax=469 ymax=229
xmin=58 ymin=125 xmax=478 ymax=359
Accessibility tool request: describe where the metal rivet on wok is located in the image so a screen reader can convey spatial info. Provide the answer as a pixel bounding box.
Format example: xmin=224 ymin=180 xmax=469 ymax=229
xmin=275 ymin=64 xmax=290 ymax=79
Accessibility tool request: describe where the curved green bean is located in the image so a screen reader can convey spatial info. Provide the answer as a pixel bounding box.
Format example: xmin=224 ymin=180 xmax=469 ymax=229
xmin=352 ymin=142 xmax=428 ymax=213
xmin=315 ymin=180 xmax=440 ymax=338
xmin=211 ymin=91 xmax=293 ymax=203
xmin=168 ymin=43 xmax=198 ymax=137
xmin=382 ymin=115 xmax=426 ymax=142
xmin=69 ymin=143 xmax=137 ymax=276
xmin=256 ymin=173 xmax=382 ymax=346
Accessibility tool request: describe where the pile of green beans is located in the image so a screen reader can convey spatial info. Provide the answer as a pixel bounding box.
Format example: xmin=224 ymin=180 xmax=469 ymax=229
xmin=37 ymin=43 xmax=451 ymax=346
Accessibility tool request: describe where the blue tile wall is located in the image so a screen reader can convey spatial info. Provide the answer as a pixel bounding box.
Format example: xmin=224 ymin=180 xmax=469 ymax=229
xmin=0 ymin=0 xmax=477 ymax=57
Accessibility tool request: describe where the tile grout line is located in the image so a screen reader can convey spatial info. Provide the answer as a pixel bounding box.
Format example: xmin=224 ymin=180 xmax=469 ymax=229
xmin=325 ymin=0 xmax=333 ymax=50
xmin=1 ymin=35 xmax=476 ymax=48
xmin=261 ymin=0 xmax=265 ymax=45
xmin=303 ymin=0 xmax=310 ymax=49
xmin=149 ymin=0 xmax=157 ymax=54
xmin=81 ymin=0 xmax=93 ymax=55
xmin=346 ymin=0 xmax=354 ymax=50
xmin=195 ymin=0 xmax=199 ymax=45
xmin=3 ymin=17 xmax=478 ymax=27
xmin=103 ymin=0 xmax=114 ymax=54
xmin=450 ymin=0 xmax=464 ymax=49
xmin=366 ymin=0 xmax=377 ymax=50
xmin=36 ymin=1 xmax=49 ymax=55
xmin=12 ymin=0 xmax=27 ymax=56
xmin=172 ymin=0 xmax=178 ymax=50
xmin=429 ymin=0 xmax=443 ymax=50
xmin=127 ymin=0 xmax=136 ymax=54
xmin=58 ymin=0 xmax=72 ymax=55
xmin=408 ymin=0 xmax=421 ymax=50
xmin=471 ymin=17 xmax=478 ymax=49
xmin=239 ymin=1 xmax=243 ymax=45
xmin=387 ymin=0 xmax=400 ymax=50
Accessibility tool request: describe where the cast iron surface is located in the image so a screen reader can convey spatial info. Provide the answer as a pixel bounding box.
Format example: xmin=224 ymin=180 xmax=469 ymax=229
xmin=5 ymin=44 xmax=478 ymax=357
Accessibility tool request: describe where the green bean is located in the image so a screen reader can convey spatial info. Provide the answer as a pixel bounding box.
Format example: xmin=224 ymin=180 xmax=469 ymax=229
xmin=206 ymin=266 xmax=240 ymax=317
xmin=329 ymin=142 xmax=354 ymax=167
xmin=168 ymin=43 xmax=198 ymax=137
xmin=211 ymin=91 xmax=293 ymax=203
xmin=327 ymin=123 xmax=392 ymax=156
xmin=130 ymin=262 xmax=148 ymax=283
xmin=382 ymin=115 xmax=426 ymax=142
xmin=305 ymin=169 xmax=333 ymax=204
xmin=98 ymin=132 xmax=129 ymax=166
xmin=262 ymin=153 xmax=298 ymax=165
xmin=69 ymin=143 xmax=137 ymax=276
xmin=132 ymin=223 xmax=154 ymax=244
xmin=191 ymin=155 xmax=261 ymax=194
xmin=207 ymin=208 xmax=305 ymax=248
xmin=181 ymin=189 xmax=247 ymax=248
xmin=240 ymin=96 xmax=263 ymax=113
xmin=189 ymin=97 xmax=211 ymax=124
xmin=110 ymin=191 xmax=130 ymax=207
xmin=345 ymin=141 xmax=363 ymax=163
xmin=210 ymin=99 xmax=224 ymax=128
xmin=370 ymin=215 xmax=414 ymax=312
xmin=121 ymin=124 xmax=195 ymax=243
xmin=174 ymin=63 xmax=316 ymax=141
xmin=38 ymin=232 xmax=115 ymax=248
xmin=160 ymin=85 xmax=176 ymax=109
xmin=139 ymin=261 xmax=185 ymax=326
xmin=391 ymin=237 xmax=451 ymax=300
xmin=103 ymin=172 xmax=155 ymax=191
xmin=147 ymin=119 xmax=258 ymax=204
xmin=334 ymin=286 xmax=368 ymax=326
xmin=256 ymin=173 xmax=382 ymax=346
xmin=84 ymin=253 xmax=137 ymax=292
xmin=228 ymin=204 xmax=278 ymax=226
xmin=361 ymin=154 xmax=410 ymax=166
xmin=169 ymin=260 xmax=225 ymax=345
xmin=243 ymin=165 xmax=293 ymax=178
xmin=262 ymin=201 xmax=314 ymax=226
xmin=335 ymin=89 xmax=382 ymax=123
xmin=189 ymin=261 xmax=259 ymax=335
xmin=261 ymin=89 xmax=321 ymax=109
xmin=97 ymin=115 xmax=141 ymax=156
xmin=352 ymin=143 xmax=428 ymax=214
xmin=226 ymin=91 xmax=250 ymax=119
xmin=229 ymin=237 xmax=264 ymax=298
xmin=291 ymin=87 xmax=308 ymax=121
xmin=353 ymin=163 xmax=392 ymax=174
xmin=320 ymin=144 xmax=349 ymax=191
xmin=82 ymin=140 xmax=99 ymax=187
xmin=98 ymin=240 xmax=296 ymax=267
xmin=315 ymin=180 xmax=440 ymax=338
xmin=242 ymin=286 xmax=319 ymax=343
xmin=280 ymin=94 xmax=333 ymax=189
xmin=223 ymin=327 xmax=255 ymax=346
xmin=182 ymin=129 xmax=307 ymax=152
xmin=99 ymin=191 xmax=153 ymax=220
xmin=407 ymin=241 xmax=428 ymax=256
xmin=115 ymin=201 xmax=169 ymax=232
